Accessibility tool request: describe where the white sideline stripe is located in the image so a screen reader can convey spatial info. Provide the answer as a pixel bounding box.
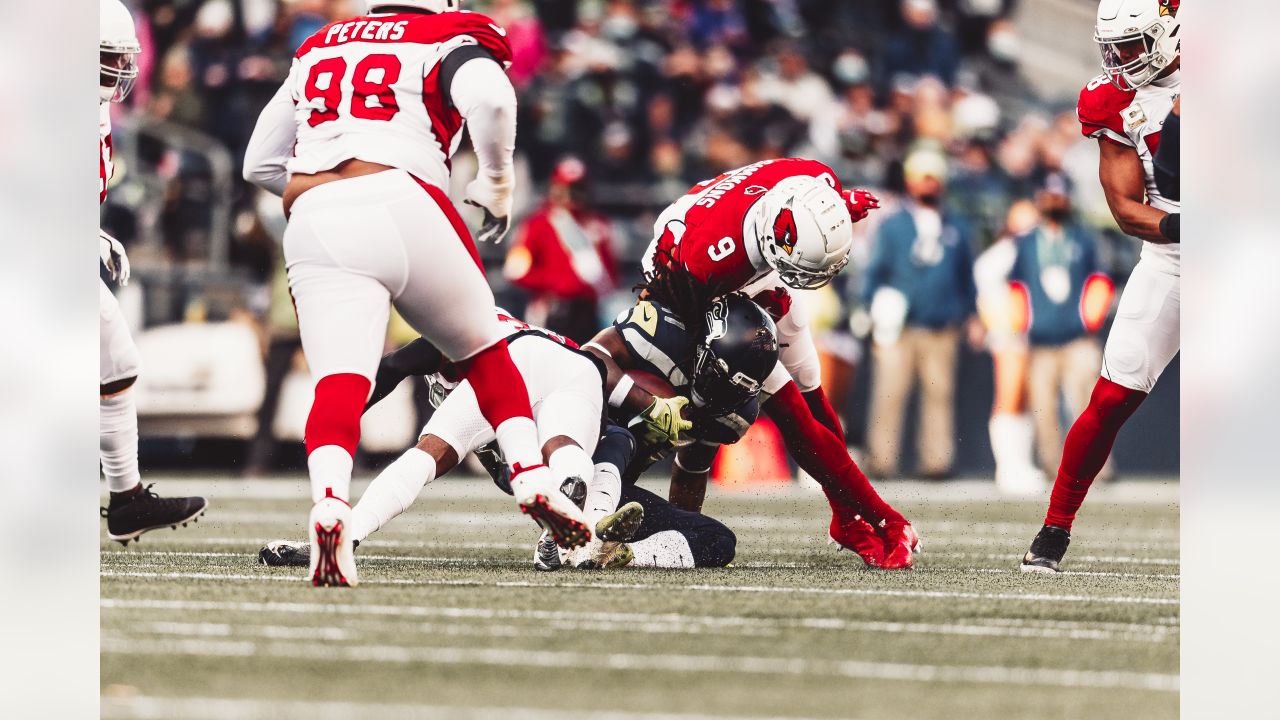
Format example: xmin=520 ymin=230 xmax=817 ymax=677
xmin=99 ymin=637 xmax=1179 ymax=692
xmin=103 ymin=600 xmax=1178 ymax=644
xmin=101 ymin=695 xmax=831 ymax=720
xmin=108 ymin=550 xmax=1182 ymax=581
xmin=100 ymin=571 xmax=1179 ymax=606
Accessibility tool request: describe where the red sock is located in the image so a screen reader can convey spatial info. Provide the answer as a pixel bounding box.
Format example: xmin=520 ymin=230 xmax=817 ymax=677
xmin=802 ymin=387 xmax=846 ymax=444
xmin=765 ymin=382 xmax=906 ymax=527
xmin=1044 ymin=377 xmax=1146 ymax=531
xmin=460 ymin=339 xmax=534 ymax=429
xmin=305 ymin=373 xmax=372 ymax=456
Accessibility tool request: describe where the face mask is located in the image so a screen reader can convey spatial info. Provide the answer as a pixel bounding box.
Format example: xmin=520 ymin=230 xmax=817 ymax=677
xmin=917 ymin=193 xmax=942 ymax=208
xmin=1044 ymin=207 xmax=1071 ymax=222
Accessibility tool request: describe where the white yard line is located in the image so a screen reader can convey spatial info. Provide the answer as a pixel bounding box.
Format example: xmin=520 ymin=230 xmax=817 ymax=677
xmin=100 ymin=571 xmax=1178 ymax=605
xmin=100 ymin=636 xmax=1180 ymax=692
xmin=101 ymin=695 xmax=832 ymax=720
xmin=104 ymin=600 xmax=1177 ymax=644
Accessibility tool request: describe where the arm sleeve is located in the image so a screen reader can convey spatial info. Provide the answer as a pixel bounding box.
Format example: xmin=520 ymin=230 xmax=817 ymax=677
xmin=449 ymin=56 xmax=517 ymax=179
xmin=776 ymin=302 xmax=823 ymax=393
xmin=242 ymin=82 xmax=296 ymax=197
xmin=1152 ymin=110 xmax=1180 ymax=201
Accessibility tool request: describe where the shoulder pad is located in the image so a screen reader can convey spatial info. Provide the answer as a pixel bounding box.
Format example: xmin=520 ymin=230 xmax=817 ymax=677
xmin=1077 ymin=75 xmax=1136 ymax=144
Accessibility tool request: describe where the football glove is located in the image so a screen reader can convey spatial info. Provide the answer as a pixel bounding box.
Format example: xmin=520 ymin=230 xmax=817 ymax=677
xmin=842 ymin=188 xmax=880 ymax=223
xmin=99 ymin=229 xmax=130 ymax=286
xmin=637 ymin=395 xmax=693 ymax=447
xmin=464 ymin=174 xmax=514 ymax=243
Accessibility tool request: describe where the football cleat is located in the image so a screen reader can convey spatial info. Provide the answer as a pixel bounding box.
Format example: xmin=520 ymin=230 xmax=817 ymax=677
xmin=513 ymin=465 xmax=591 ymax=550
xmin=309 ymin=494 xmax=357 ymax=587
xmin=1020 ymin=525 xmax=1071 ymax=573
xmin=101 ymin=483 xmax=207 ymax=545
xmin=573 ymin=501 xmax=644 ymax=570
xmin=828 ymin=512 xmax=885 ymax=568
xmin=880 ymin=521 xmax=921 ymax=570
xmin=533 ymin=530 xmax=563 ymax=572
xmin=260 ymin=538 xmax=359 ymax=568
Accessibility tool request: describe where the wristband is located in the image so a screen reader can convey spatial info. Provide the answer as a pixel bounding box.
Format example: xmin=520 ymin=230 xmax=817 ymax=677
xmin=608 ymin=374 xmax=635 ymax=408
xmin=1158 ymin=213 xmax=1180 ymax=243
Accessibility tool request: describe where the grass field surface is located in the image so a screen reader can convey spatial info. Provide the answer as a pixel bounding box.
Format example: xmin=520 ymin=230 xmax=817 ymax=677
xmin=100 ymin=476 xmax=1178 ymax=720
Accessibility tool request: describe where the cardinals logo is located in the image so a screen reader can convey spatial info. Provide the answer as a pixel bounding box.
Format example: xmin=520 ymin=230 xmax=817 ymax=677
xmin=773 ymin=208 xmax=798 ymax=255
xmin=1159 ymin=0 xmax=1178 ymax=17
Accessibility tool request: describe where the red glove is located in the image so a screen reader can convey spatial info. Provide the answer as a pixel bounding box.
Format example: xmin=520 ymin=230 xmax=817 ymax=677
xmin=751 ymin=287 xmax=792 ymax=322
xmin=842 ymin=189 xmax=880 ymax=222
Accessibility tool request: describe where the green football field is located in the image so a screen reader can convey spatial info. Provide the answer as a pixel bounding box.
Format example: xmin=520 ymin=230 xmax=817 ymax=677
xmin=100 ymin=475 xmax=1178 ymax=720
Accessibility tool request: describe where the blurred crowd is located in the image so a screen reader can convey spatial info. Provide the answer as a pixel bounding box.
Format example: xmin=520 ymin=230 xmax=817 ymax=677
xmin=103 ymin=0 xmax=1160 ymax=476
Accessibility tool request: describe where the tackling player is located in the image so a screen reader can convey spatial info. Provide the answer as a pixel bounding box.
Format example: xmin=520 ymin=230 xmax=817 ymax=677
xmin=594 ymin=157 xmax=919 ymax=568
xmin=243 ymin=0 xmax=587 ymax=587
xmin=99 ymin=0 xmax=208 ymax=544
xmin=1021 ymin=0 xmax=1180 ymax=572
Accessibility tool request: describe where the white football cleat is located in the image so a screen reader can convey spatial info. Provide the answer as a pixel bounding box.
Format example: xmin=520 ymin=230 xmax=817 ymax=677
xmin=309 ymin=494 xmax=357 ymax=587
xmin=512 ymin=464 xmax=592 ymax=550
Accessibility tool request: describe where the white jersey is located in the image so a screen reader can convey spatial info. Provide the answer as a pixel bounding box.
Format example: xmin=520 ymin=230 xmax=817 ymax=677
xmin=1077 ymin=70 xmax=1180 ymax=271
xmin=285 ymin=11 xmax=512 ymax=191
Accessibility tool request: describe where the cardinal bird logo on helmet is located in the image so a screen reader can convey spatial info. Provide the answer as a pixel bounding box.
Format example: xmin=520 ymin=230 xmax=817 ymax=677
xmin=773 ymin=208 xmax=798 ymax=256
xmin=1159 ymin=0 xmax=1178 ymax=16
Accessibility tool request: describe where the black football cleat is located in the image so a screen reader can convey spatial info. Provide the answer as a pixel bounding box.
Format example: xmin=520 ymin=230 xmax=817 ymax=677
xmin=260 ymin=538 xmax=359 ymax=567
xmin=101 ymin=483 xmax=207 ymax=545
xmin=1020 ymin=525 xmax=1071 ymax=573
xmin=532 ymin=530 xmax=562 ymax=572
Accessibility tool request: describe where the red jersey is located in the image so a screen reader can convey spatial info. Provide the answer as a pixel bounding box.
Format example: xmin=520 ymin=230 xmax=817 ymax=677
xmin=643 ymin=158 xmax=844 ymax=300
xmin=287 ymin=11 xmax=512 ymax=190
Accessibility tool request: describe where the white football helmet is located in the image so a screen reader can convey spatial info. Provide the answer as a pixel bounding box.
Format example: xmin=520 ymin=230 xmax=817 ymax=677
xmin=750 ymin=176 xmax=853 ymax=290
xmin=101 ymin=0 xmax=141 ymax=103
xmin=365 ymin=0 xmax=460 ymax=13
xmin=1094 ymin=0 xmax=1181 ymax=91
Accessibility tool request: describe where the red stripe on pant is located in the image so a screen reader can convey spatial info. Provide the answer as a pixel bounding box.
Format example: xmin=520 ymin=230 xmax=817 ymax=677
xmin=456 ymin=339 xmax=535 ymax=433
xmin=305 ymin=373 xmax=372 ymax=456
xmin=765 ymin=381 xmax=906 ymax=527
xmin=1044 ymin=377 xmax=1146 ymax=531
xmin=410 ymin=175 xmax=484 ymax=272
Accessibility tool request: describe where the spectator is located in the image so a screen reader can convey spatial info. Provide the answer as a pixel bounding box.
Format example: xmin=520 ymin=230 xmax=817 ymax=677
xmin=862 ymin=150 xmax=980 ymax=478
xmin=1009 ymin=173 xmax=1112 ymax=476
xmin=503 ymin=157 xmax=620 ymax=343
xmin=754 ymin=41 xmax=837 ymax=124
xmin=878 ymin=0 xmax=961 ymax=94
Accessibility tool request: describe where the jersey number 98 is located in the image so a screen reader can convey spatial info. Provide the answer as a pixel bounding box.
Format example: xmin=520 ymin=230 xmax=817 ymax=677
xmin=304 ymin=54 xmax=403 ymax=127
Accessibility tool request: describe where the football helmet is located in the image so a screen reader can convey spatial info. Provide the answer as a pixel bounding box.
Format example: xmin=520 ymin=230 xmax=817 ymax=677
xmin=690 ymin=295 xmax=779 ymax=414
xmin=100 ymin=0 xmax=140 ymax=103
xmin=1094 ymin=0 xmax=1181 ymax=91
xmin=366 ymin=0 xmax=461 ymax=13
xmin=749 ymin=176 xmax=853 ymax=290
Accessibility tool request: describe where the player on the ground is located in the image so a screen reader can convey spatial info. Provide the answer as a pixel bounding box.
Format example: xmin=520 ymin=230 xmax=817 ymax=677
xmin=260 ymin=309 xmax=636 ymax=569
xmin=243 ymin=0 xmax=587 ymax=587
xmin=261 ymin=296 xmax=767 ymax=571
xmin=99 ymin=0 xmax=207 ymax=545
xmin=598 ymin=157 xmax=919 ymax=568
xmin=1021 ymin=0 xmax=1180 ymax=572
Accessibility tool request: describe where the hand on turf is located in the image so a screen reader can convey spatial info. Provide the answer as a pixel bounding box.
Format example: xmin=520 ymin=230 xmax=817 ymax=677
xmin=640 ymin=395 xmax=693 ymax=446
xmin=464 ymin=174 xmax=514 ymax=243
xmin=100 ymin=229 xmax=130 ymax=286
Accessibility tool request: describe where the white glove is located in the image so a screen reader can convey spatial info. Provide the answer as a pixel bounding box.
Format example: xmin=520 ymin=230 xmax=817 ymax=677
xmin=99 ymin=229 xmax=130 ymax=286
xmin=463 ymin=174 xmax=514 ymax=244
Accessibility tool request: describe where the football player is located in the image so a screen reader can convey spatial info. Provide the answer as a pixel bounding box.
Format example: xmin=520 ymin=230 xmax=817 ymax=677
xmin=1021 ymin=0 xmax=1180 ymax=572
xmin=243 ymin=0 xmax=586 ymax=587
xmin=593 ymin=157 xmax=919 ymax=568
xmin=99 ymin=0 xmax=208 ymax=545
xmin=260 ymin=309 xmax=622 ymax=569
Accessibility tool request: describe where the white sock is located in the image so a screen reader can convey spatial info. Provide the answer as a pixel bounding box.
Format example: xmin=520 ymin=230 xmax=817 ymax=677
xmin=494 ymin=416 xmax=542 ymax=470
xmin=584 ymin=462 xmax=623 ymax=526
xmin=100 ymin=391 xmax=141 ymax=493
xmin=547 ymin=443 xmax=594 ymax=512
xmin=308 ymin=445 xmax=353 ymax=503
xmin=350 ymin=448 xmax=436 ymax=542
xmin=629 ymin=530 xmax=695 ymax=568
